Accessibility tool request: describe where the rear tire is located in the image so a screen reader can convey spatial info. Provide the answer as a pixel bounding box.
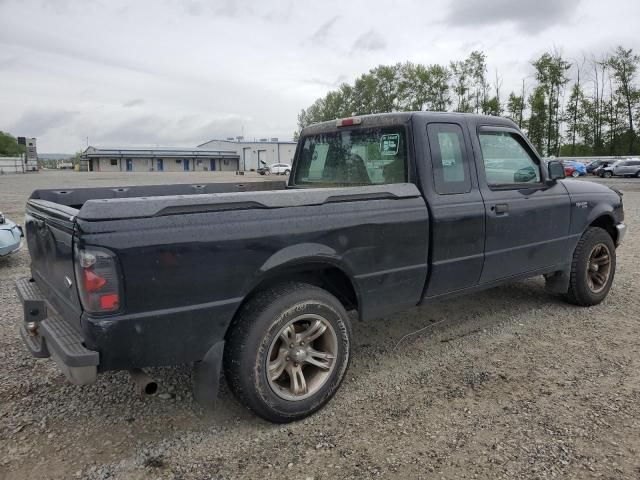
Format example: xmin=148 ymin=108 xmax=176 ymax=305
xmin=224 ymin=282 xmax=352 ymax=423
xmin=284 ymin=169 xmax=291 ymax=176
xmin=566 ymin=227 xmax=616 ymax=306
xmin=571 ymin=171 xmax=579 ymax=177
xmin=635 ymin=170 xmax=640 ymax=178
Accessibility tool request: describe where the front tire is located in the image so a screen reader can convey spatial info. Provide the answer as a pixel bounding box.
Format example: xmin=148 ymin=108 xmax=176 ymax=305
xmin=604 ymin=171 xmax=613 ymax=178
xmin=566 ymin=227 xmax=616 ymax=306
xmin=224 ymin=282 xmax=352 ymax=423
xmin=572 ymin=170 xmax=580 ymax=177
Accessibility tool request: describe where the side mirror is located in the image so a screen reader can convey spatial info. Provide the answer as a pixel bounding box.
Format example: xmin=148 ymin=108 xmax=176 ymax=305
xmin=547 ymin=160 xmax=565 ymax=181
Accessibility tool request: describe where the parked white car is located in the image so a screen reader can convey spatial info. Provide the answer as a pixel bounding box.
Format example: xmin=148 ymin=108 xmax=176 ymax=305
xmin=269 ymin=163 xmax=291 ymax=175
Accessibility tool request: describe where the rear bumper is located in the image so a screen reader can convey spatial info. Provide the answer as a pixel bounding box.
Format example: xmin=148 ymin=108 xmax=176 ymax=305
xmin=616 ymin=222 xmax=627 ymax=247
xmin=15 ymin=277 xmax=99 ymax=385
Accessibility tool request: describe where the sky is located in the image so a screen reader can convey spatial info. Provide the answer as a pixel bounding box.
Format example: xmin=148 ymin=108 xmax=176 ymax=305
xmin=0 ymin=0 xmax=638 ymax=153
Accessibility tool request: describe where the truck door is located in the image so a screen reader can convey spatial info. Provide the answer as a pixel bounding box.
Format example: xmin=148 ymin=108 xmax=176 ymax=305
xmin=472 ymin=126 xmax=571 ymax=283
xmin=422 ymin=122 xmax=486 ymax=297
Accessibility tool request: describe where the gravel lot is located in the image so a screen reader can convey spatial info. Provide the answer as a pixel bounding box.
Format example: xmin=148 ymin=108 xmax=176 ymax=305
xmin=1 ymin=171 xmax=639 ymax=480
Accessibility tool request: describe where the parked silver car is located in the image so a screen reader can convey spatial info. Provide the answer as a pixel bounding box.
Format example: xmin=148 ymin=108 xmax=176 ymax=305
xmin=269 ymin=163 xmax=291 ymax=175
xmin=0 ymin=212 xmax=23 ymax=257
xmin=599 ymin=158 xmax=640 ymax=178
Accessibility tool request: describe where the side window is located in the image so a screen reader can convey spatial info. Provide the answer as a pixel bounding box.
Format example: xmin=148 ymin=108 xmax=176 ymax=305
xmin=427 ymin=123 xmax=471 ymax=194
xmin=478 ymin=131 xmax=541 ymax=186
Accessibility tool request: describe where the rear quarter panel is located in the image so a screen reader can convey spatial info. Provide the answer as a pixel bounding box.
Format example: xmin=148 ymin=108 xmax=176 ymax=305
xmin=76 ymin=192 xmax=429 ymax=369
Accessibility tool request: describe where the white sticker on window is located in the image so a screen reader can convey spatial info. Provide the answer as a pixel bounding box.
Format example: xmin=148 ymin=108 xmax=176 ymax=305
xmin=380 ymin=134 xmax=400 ymax=156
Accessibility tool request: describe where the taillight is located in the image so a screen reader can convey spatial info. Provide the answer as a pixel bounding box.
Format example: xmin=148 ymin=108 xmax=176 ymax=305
xmin=74 ymin=246 xmax=122 ymax=314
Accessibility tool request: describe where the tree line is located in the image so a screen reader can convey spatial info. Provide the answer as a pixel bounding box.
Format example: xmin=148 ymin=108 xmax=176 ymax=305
xmin=0 ymin=132 xmax=26 ymax=157
xmin=296 ymin=46 xmax=640 ymax=157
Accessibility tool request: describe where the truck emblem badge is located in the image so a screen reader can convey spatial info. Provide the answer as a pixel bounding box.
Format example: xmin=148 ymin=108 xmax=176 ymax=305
xmin=575 ymin=202 xmax=588 ymax=209
xmin=64 ymin=276 xmax=73 ymax=288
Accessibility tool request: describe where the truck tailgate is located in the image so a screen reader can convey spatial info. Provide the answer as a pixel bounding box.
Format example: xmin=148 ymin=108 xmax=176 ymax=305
xmin=25 ymin=200 xmax=83 ymax=329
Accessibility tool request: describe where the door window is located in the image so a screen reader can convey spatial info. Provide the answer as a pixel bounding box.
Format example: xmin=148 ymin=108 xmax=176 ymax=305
xmin=427 ymin=123 xmax=471 ymax=194
xmin=478 ymin=131 xmax=541 ymax=186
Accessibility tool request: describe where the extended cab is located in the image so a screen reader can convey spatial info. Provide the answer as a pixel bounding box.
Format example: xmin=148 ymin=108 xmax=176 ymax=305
xmin=17 ymin=113 xmax=626 ymax=422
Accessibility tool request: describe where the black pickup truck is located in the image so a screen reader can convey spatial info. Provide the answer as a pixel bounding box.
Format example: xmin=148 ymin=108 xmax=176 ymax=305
xmin=17 ymin=112 xmax=626 ymax=422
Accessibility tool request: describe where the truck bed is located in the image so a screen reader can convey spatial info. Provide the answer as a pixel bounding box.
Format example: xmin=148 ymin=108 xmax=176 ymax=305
xmin=28 ymin=180 xmax=288 ymax=211
xmin=27 ymin=181 xmax=419 ymax=221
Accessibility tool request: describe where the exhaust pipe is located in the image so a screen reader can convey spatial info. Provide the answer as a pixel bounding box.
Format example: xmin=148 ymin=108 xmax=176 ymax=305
xmin=129 ymin=368 xmax=158 ymax=395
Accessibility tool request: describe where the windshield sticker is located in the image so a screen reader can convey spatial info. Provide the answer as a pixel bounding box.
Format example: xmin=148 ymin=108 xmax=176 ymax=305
xmin=380 ymin=134 xmax=400 ymax=155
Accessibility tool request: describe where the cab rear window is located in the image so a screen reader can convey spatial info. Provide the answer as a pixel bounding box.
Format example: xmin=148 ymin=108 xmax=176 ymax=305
xmin=292 ymin=127 xmax=407 ymax=187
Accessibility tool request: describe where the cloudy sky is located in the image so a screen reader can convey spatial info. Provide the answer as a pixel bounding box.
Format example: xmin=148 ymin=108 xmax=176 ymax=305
xmin=1 ymin=0 xmax=638 ymax=153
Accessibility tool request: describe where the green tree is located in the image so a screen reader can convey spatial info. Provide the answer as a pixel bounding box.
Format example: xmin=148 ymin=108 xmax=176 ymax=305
xmin=527 ymin=86 xmax=547 ymax=154
xmin=397 ymin=62 xmax=451 ymax=111
xmin=0 ymin=131 xmax=26 ymax=156
xmin=507 ymin=92 xmax=525 ymax=127
xmin=450 ymin=57 xmax=474 ymax=113
xmin=468 ymin=51 xmax=489 ymax=114
xmin=532 ymin=51 xmax=571 ymax=156
xmin=564 ymin=69 xmax=587 ymax=156
xmin=608 ymin=46 xmax=640 ymax=153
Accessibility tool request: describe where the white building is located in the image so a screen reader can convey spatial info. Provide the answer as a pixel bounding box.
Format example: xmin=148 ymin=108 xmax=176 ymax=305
xmin=17 ymin=137 xmax=38 ymax=171
xmin=197 ymin=138 xmax=297 ymax=171
xmin=0 ymin=157 xmax=25 ymax=174
xmin=81 ymin=146 xmax=240 ymax=173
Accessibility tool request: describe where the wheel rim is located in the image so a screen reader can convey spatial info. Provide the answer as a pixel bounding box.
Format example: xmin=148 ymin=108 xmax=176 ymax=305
xmin=586 ymin=243 xmax=612 ymax=293
xmin=266 ymin=313 xmax=338 ymax=401
xmin=572 ymin=171 xmax=579 ymax=177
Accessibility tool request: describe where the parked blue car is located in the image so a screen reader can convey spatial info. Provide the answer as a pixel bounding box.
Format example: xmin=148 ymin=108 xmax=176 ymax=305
xmin=563 ymin=161 xmax=587 ymax=177
xmin=0 ymin=212 xmax=23 ymax=257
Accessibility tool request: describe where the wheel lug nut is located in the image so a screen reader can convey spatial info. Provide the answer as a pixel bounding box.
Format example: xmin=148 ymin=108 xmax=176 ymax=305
xmin=289 ymin=344 xmax=294 ymax=348
xmin=286 ymin=356 xmax=290 ymax=361
xmin=294 ymin=363 xmax=299 ymax=367
xmin=300 ymin=341 xmax=305 ymax=346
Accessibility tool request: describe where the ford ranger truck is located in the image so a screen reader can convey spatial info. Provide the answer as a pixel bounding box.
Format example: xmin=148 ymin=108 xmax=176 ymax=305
xmin=16 ymin=112 xmax=626 ymax=422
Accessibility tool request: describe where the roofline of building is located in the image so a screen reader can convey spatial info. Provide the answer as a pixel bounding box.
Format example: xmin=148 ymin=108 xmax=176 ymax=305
xmin=196 ymin=139 xmax=297 ymax=148
xmin=83 ymin=146 xmax=239 ymax=158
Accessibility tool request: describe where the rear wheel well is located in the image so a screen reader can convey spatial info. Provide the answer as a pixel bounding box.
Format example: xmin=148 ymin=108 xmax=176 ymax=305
xmin=589 ymin=215 xmax=617 ymax=244
xmin=229 ymin=265 xmax=358 ymax=338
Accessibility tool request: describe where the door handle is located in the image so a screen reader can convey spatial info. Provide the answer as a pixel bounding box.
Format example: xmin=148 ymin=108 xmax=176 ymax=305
xmin=494 ymin=203 xmax=509 ymax=215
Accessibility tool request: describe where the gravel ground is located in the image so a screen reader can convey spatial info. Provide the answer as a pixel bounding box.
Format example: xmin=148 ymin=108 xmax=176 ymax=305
xmin=1 ymin=171 xmax=639 ymax=480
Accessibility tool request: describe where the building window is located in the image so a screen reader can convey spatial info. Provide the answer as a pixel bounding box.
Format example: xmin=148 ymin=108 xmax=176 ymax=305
xmin=176 ymin=159 xmax=182 ymax=164
xmin=110 ymin=159 xmax=118 ymax=166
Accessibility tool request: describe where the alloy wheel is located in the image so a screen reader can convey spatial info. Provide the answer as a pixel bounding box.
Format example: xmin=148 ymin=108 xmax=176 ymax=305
xmin=586 ymin=243 xmax=612 ymax=293
xmin=266 ymin=314 xmax=338 ymax=401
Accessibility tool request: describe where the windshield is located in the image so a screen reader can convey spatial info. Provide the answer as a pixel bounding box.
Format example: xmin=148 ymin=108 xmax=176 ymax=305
xmin=292 ymin=126 xmax=407 ymax=187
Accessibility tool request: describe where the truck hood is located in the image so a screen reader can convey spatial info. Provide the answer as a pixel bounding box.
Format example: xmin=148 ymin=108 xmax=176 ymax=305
xmin=559 ymin=179 xmax=620 ymax=198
